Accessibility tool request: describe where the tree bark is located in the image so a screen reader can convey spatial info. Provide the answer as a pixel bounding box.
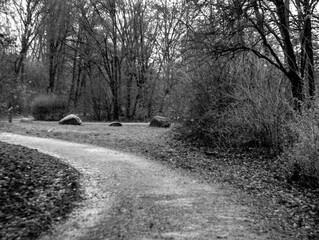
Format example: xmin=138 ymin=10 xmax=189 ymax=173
xmin=304 ymin=15 xmax=315 ymax=99
xmin=111 ymin=0 xmax=119 ymax=121
xmin=15 ymin=37 xmax=28 ymax=117
xmin=275 ymin=0 xmax=304 ymax=106
xmin=126 ymin=74 xmax=133 ymax=119
xmin=296 ymin=0 xmax=315 ymax=100
xmin=47 ymin=41 xmax=57 ymax=93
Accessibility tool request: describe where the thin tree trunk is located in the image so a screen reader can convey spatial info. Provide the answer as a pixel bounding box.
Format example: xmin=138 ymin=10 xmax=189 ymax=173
xmin=126 ymin=74 xmax=133 ymax=119
xmin=69 ymin=50 xmax=78 ymax=106
xmin=47 ymin=42 xmax=57 ymax=93
xmin=304 ymin=15 xmax=315 ymax=98
xmin=131 ymin=92 xmax=140 ymax=119
xmin=74 ymin=67 xmax=83 ymax=108
xmin=296 ymin=0 xmax=315 ymax=100
xmin=111 ymin=1 xmax=119 ymax=121
xmin=16 ymin=40 xmax=28 ymax=117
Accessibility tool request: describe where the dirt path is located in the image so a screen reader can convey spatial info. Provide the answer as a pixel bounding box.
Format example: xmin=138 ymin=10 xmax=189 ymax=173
xmin=0 ymin=133 xmax=268 ymax=240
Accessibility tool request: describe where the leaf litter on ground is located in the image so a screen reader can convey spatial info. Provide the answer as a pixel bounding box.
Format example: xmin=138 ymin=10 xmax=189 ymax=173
xmin=0 ymin=141 xmax=82 ymax=240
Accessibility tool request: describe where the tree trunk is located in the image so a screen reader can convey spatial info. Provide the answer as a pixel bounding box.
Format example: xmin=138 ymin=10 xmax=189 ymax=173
xmin=47 ymin=42 xmax=57 ymax=93
xmin=304 ymin=15 xmax=315 ymax=99
xmin=289 ymin=70 xmax=304 ymax=108
xmin=296 ymin=0 xmax=315 ymax=101
xmin=69 ymin=49 xmax=78 ymax=106
xmin=112 ymin=82 xmax=120 ymax=121
xmin=131 ymin=92 xmax=140 ymax=119
xmin=15 ymin=41 xmax=28 ymax=117
xmin=73 ymin=65 xmax=84 ymax=108
xmin=111 ymin=1 xmax=120 ymax=121
xmin=126 ymin=74 xmax=133 ymax=119
xmin=275 ymin=0 xmax=304 ymax=107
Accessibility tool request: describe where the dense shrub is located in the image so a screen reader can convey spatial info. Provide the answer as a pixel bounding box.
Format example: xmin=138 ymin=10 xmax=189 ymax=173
xmin=281 ymin=102 xmax=319 ymax=189
xmin=175 ymin=99 xmax=291 ymax=152
xmin=230 ymin=87 xmax=293 ymax=152
xmin=174 ymin=100 xmax=237 ymax=149
xmin=174 ymin=57 xmax=292 ymax=153
xmin=31 ymin=94 xmax=68 ymax=121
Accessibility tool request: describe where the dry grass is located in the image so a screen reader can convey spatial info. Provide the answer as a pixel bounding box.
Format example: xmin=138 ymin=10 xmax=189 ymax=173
xmin=0 ymin=121 xmax=170 ymax=154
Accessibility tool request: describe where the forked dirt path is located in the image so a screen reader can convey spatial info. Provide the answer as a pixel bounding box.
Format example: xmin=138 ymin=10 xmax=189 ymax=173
xmin=0 ymin=133 xmax=269 ymax=240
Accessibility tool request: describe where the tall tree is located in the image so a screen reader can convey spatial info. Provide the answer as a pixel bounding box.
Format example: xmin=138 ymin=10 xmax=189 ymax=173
xmin=78 ymin=0 xmax=122 ymax=120
xmin=119 ymin=0 xmax=157 ymax=119
xmin=152 ymin=0 xmax=188 ymax=114
xmin=41 ymin=0 xmax=72 ymax=93
xmin=295 ymin=0 xmax=317 ymax=100
xmin=186 ymin=0 xmax=318 ymax=109
xmin=10 ymin=0 xmax=44 ymax=115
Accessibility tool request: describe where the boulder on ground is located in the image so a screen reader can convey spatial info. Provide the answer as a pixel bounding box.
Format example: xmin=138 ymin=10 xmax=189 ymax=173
xmin=109 ymin=121 xmax=122 ymax=127
xmin=20 ymin=118 xmax=34 ymax=123
xmin=149 ymin=116 xmax=171 ymax=128
xmin=59 ymin=114 xmax=82 ymax=125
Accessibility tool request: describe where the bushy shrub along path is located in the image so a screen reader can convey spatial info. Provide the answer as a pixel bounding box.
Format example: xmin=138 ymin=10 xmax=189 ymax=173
xmin=0 ymin=120 xmax=319 ymax=239
xmin=0 ymin=141 xmax=82 ymax=240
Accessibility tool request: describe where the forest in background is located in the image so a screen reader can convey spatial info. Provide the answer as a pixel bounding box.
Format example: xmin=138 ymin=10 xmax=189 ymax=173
xmin=0 ymin=0 xmax=196 ymax=121
xmin=1 ymin=0 xmax=319 ymax=156
xmin=0 ymin=0 xmax=314 ymax=119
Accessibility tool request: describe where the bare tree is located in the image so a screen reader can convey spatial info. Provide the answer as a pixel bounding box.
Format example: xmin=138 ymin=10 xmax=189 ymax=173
xmin=186 ymin=0 xmax=318 ymax=109
xmin=10 ymin=0 xmax=44 ymax=115
xmin=119 ymin=0 xmax=157 ymax=119
xmin=76 ymin=0 xmax=122 ymax=120
xmin=295 ymin=0 xmax=318 ymax=100
xmin=41 ymin=0 xmax=73 ymax=93
xmin=151 ymin=0 xmax=189 ymax=114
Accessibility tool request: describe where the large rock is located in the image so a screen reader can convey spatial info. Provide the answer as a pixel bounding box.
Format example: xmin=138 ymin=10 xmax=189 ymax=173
xmin=149 ymin=116 xmax=171 ymax=128
xmin=109 ymin=121 xmax=122 ymax=127
xmin=59 ymin=114 xmax=82 ymax=125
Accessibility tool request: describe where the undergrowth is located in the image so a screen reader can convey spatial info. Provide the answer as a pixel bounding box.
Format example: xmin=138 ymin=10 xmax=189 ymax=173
xmin=31 ymin=94 xmax=68 ymax=121
xmin=282 ymin=102 xmax=319 ymax=190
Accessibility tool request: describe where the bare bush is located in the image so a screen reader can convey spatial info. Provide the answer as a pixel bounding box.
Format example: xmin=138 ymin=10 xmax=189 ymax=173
xmin=281 ymin=101 xmax=319 ymax=189
xmin=176 ymin=56 xmax=293 ymax=152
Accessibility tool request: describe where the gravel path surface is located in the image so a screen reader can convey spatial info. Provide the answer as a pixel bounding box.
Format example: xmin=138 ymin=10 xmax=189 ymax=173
xmin=0 ymin=133 xmax=268 ymax=240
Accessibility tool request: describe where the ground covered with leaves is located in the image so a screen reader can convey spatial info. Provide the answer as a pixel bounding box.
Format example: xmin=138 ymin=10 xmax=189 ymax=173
xmin=163 ymin=144 xmax=319 ymax=239
xmin=0 ymin=120 xmax=319 ymax=239
xmin=0 ymin=141 xmax=82 ymax=240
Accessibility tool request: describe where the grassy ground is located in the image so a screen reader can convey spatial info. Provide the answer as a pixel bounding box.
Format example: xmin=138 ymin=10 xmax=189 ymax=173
xmin=1 ymin=119 xmax=319 ymax=239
